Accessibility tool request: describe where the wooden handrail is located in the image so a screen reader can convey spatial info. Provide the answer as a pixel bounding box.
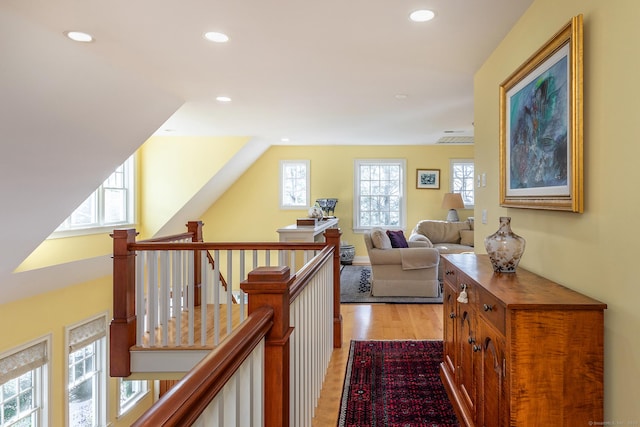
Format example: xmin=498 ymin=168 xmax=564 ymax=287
xmin=131 ymin=306 xmax=274 ymax=427
xmin=136 ymin=220 xmax=203 ymax=243
xmin=137 ymin=232 xmax=194 ymax=243
xmin=129 ymin=241 xmax=326 ymax=251
xmin=289 ymin=245 xmax=333 ymax=301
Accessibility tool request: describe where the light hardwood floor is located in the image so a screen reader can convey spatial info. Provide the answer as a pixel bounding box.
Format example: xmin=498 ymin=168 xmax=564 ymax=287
xmin=311 ymin=303 xmax=444 ymax=426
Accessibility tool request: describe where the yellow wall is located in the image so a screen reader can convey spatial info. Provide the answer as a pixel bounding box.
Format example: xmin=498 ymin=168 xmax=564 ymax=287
xmin=16 ymin=136 xmax=250 ymax=272
xmin=474 ymin=0 xmax=639 ymax=421
xmin=138 ymin=135 xmax=250 ymax=239
xmin=16 ymin=232 xmax=113 ymax=272
xmin=0 ymin=276 xmax=152 ymax=426
xmin=200 ymin=144 xmax=474 ymax=259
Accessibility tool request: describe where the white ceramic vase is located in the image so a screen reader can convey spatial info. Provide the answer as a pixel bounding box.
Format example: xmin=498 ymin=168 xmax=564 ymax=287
xmin=484 ymin=217 xmax=526 ymax=273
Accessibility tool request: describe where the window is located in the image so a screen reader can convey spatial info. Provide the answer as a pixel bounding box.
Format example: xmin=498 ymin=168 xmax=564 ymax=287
xmin=55 ymin=155 xmax=135 ymax=234
xmin=450 ymin=159 xmax=475 ymax=207
xmin=354 ymin=159 xmax=406 ymax=231
xmin=118 ymin=379 xmax=148 ymax=416
xmin=67 ymin=315 xmax=107 ymax=427
xmin=280 ymin=160 xmax=310 ymax=209
xmin=0 ymin=338 xmax=49 ymax=427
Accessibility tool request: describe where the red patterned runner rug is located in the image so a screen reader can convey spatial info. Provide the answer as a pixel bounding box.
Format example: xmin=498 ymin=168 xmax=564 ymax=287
xmin=337 ymin=340 xmax=459 ymax=427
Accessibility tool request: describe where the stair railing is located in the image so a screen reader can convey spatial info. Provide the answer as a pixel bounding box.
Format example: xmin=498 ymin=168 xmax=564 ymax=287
xmin=126 ymin=227 xmax=343 ymax=426
xmin=110 ymin=222 xmax=343 ymax=378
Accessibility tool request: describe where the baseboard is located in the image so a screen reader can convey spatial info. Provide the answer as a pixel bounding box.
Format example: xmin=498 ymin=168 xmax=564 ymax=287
xmin=351 ymin=255 xmax=370 ymax=265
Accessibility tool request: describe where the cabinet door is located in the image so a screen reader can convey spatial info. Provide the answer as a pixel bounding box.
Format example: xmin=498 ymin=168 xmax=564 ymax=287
xmin=458 ymin=309 xmax=477 ymax=420
xmin=479 ymin=322 xmax=506 ymax=427
xmin=442 ymin=281 xmax=457 ymax=375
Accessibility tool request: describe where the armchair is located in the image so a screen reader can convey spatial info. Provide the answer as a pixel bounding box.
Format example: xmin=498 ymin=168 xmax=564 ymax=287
xmin=363 ymin=228 xmax=440 ymax=298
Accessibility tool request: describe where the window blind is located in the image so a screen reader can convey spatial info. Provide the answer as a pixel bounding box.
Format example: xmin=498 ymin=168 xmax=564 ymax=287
xmin=69 ymin=315 xmax=107 ymax=353
xmin=0 ymin=340 xmax=48 ymax=385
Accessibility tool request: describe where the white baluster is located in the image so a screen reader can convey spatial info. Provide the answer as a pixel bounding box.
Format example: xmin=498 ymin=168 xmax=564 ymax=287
xmin=213 ymin=250 xmax=220 ymax=345
xmin=201 ymin=250 xmax=208 ymax=346
xmin=160 ymin=251 xmax=169 ymax=347
xmin=227 ymin=249 xmax=233 ymax=335
xmin=172 ymin=250 xmax=182 ymax=346
xmin=187 ymin=250 xmax=194 ymax=346
xmin=136 ymin=251 xmax=145 ymax=347
xmin=148 ymin=251 xmax=157 ymax=347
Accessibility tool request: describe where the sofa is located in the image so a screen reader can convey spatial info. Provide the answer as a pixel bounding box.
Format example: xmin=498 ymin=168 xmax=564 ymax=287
xmin=408 ymin=219 xmax=475 ymax=280
xmin=363 ymin=228 xmax=440 ymax=298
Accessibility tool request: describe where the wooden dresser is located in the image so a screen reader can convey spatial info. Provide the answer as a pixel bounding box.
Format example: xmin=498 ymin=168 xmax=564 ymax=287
xmin=440 ymin=253 xmax=606 ymax=426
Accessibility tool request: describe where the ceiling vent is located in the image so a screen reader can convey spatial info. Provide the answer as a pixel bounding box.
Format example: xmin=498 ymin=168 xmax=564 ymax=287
xmin=436 ymin=136 xmax=474 ymax=144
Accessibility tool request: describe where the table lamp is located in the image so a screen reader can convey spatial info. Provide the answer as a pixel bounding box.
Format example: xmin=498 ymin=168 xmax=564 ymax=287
xmin=441 ymin=193 xmax=464 ymax=222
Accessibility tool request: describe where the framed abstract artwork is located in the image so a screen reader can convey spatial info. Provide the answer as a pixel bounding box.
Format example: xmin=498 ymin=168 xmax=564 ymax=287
xmin=499 ymin=14 xmax=583 ymax=212
xmin=416 ymin=169 xmax=440 ymax=189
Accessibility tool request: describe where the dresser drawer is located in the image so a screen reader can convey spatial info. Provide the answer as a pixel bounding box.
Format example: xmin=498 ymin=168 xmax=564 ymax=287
xmin=442 ymin=259 xmax=457 ymax=286
xmin=476 ymin=287 xmax=505 ymax=334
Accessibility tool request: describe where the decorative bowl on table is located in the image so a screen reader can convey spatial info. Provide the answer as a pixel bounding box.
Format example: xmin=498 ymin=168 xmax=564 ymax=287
xmin=316 ymin=198 xmax=338 ymax=216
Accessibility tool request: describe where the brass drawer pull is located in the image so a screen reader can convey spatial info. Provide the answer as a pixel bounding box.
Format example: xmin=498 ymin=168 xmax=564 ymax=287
xmin=483 ymin=304 xmax=493 ymax=312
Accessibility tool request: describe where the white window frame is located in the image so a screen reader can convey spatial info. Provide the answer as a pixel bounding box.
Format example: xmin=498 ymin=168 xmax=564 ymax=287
xmin=118 ymin=379 xmax=149 ymax=417
xmin=52 ymin=155 xmax=136 ymax=238
xmin=0 ymin=336 xmax=50 ymax=427
xmin=353 ymin=159 xmax=407 ymax=232
xmin=279 ymin=160 xmax=310 ymax=209
xmin=66 ymin=313 xmax=108 ymax=427
xmin=450 ymin=159 xmax=475 ymax=208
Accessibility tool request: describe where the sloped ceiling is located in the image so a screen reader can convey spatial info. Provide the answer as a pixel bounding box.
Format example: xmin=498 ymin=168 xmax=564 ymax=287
xmin=0 ymin=1 xmax=532 ymax=304
xmin=0 ymin=9 xmax=182 ymax=302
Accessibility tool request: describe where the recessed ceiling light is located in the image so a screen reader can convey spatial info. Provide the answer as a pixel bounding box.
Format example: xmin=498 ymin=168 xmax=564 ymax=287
xmin=216 ymin=96 xmax=232 ymax=103
xmin=409 ymin=10 xmax=435 ymax=22
xmin=204 ymin=32 xmax=230 ymax=43
xmin=395 ymin=94 xmax=408 ymax=100
xmin=64 ymin=31 xmax=94 ymax=42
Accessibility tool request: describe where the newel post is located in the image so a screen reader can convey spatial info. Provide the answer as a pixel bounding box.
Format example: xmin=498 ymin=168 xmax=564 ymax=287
xmin=187 ymin=221 xmax=204 ymax=306
xmin=241 ymin=266 xmax=294 ymax=427
xmin=324 ymin=227 xmax=343 ymax=348
xmin=110 ymin=228 xmax=138 ymax=377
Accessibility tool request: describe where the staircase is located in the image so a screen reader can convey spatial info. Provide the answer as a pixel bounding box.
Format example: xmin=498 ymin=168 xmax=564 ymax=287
xmin=109 ymin=221 xmax=343 ymax=426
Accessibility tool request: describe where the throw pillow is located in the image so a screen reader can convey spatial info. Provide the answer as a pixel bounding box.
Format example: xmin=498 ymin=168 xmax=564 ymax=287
xmin=386 ymin=230 xmax=409 ymax=248
xmin=371 ymin=228 xmax=392 ymax=249
xmin=460 ymin=229 xmax=474 ymax=247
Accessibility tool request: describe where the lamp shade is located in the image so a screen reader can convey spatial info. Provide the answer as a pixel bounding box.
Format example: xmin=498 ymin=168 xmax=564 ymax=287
xmin=441 ymin=193 xmax=464 ymax=210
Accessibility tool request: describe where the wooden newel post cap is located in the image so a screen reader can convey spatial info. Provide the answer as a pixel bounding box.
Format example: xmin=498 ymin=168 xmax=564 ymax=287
xmin=241 ymin=266 xmax=294 ymax=294
xmin=248 ymin=266 xmax=290 ymax=282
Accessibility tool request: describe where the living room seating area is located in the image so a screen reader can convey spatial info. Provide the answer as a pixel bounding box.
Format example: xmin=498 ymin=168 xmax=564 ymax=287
xmin=363 ymin=219 xmax=476 ymax=297
xmin=363 ymin=228 xmax=440 ymax=298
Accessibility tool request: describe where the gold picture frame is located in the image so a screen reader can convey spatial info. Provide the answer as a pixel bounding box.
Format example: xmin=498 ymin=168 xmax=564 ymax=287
xmin=499 ymin=14 xmax=583 ymax=212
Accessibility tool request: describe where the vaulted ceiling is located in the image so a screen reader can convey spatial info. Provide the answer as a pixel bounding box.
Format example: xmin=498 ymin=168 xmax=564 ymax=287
xmin=0 ymin=0 xmax=532 ymax=304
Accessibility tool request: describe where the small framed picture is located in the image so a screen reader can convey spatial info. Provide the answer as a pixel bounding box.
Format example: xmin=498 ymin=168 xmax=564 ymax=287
xmin=416 ymin=169 xmax=440 ymax=189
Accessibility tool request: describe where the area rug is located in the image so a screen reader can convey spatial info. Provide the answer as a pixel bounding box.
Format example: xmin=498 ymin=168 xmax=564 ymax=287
xmin=338 ymin=340 xmax=459 ymax=427
xmin=340 ymin=265 xmax=443 ymax=304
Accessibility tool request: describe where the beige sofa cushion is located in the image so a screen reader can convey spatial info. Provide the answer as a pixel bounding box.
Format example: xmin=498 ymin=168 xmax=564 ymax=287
xmin=414 ymin=220 xmax=470 ymax=244
xmin=370 ymin=227 xmax=392 ymax=249
xmin=460 ymin=229 xmax=474 ymax=247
